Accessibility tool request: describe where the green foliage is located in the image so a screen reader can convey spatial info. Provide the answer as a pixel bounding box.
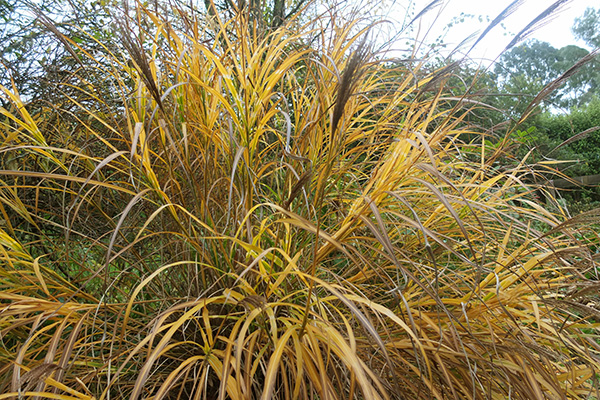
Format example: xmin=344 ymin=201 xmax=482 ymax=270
xmin=536 ymin=98 xmax=600 ymax=174
xmin=494 ymin=39 xmax=600 ymax=110
xmin=573 ymin=7 xmax=600 ymax=48
xmin=1 ymin=2 xmax=600 ymax=399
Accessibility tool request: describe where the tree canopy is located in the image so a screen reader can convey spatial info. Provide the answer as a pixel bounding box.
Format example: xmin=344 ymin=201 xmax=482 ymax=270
xmin=493 ymin=39 xmax=600 ymax=111
xmin=573 ymin=6 xmax=600 ymax=48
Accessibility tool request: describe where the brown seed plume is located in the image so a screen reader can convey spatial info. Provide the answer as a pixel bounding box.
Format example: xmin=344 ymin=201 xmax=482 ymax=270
xmin=331 ymin=36 xmax=369 ymax=135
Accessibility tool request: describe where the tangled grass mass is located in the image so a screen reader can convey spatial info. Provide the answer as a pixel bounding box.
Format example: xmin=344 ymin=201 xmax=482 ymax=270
xmin=1 ymin=1 xmax=599 ymax=399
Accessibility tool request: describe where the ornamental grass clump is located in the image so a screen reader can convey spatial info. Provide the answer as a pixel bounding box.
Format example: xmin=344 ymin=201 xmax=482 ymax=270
xmin=1 ymin=2 xmax=599 ymax=399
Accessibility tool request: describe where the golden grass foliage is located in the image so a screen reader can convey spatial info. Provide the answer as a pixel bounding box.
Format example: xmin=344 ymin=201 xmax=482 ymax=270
xmin=1 ymin=2 xmax=600 ymax=399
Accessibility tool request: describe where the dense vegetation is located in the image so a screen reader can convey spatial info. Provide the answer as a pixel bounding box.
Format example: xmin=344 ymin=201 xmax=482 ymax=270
xmin=1 ymin=1 xmax=599 ymax=399
xmin=456 ymin=7 xmax=600 ymax=210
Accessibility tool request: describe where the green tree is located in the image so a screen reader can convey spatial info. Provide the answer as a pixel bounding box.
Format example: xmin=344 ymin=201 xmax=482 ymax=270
xmin=494 ymin=39 xmax=599 ymax=111
xmin=573 ymin=6 xmax=600 ymax=48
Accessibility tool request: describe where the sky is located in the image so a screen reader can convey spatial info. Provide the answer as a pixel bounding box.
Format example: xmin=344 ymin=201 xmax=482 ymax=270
xmin=382 ymin=0 xmax=594 ymax=64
